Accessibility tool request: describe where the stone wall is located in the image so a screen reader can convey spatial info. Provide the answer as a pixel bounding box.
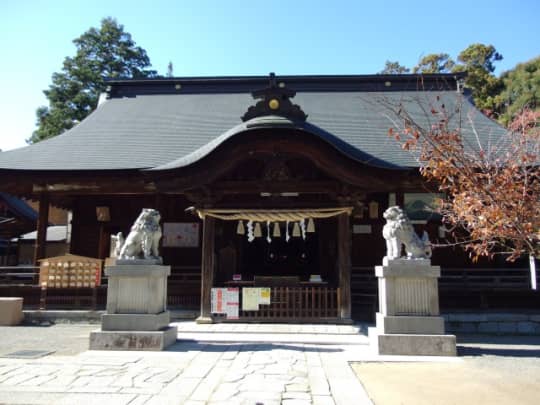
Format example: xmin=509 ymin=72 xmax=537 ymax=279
xmin=444 ymin=313 xmax=540 ymax=335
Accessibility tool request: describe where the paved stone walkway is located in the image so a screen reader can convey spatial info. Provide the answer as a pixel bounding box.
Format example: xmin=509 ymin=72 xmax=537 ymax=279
xmin=0 ymin=323 xmax=375 ymax=405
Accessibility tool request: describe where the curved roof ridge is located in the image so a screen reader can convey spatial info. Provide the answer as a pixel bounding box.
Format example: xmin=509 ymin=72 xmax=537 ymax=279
xmin=148 ymin=115 xmax=402 ymax=172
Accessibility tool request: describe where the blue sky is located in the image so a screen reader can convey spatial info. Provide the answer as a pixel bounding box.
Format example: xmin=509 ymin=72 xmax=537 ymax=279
xmin=1 ymin=0 xmax=538 ymax=151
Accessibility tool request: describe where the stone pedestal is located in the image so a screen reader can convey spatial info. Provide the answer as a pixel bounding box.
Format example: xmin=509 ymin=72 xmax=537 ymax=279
xmin=369 ymin=259 xmax=456 ymax=356
xmin=0 ymin=297 xmax=24 ymax=326
xmin=89 ymin=264 xmax=177 ymax=351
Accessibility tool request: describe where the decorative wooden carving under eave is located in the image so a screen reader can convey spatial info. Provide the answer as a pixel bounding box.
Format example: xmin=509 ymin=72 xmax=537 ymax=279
xmin=262 ymin=158 xmax=292 ymax=182
xmin=241 ymin=73 xmax=308 ymax=122
xmin=185 ymin=187 xmax=222 ymax=206
xmin=332 ymin=186 xmax=366 ymax=205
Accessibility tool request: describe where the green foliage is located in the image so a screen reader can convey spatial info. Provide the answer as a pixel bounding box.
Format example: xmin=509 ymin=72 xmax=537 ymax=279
xmin=457 ymin=43 xmax=502 ymax=73
xmin=380 ymin=61 xmax=410 ymax=74
xmin=498 ymin=57 xmax=540 ymax=125
xmin=378 ymin=45 xmax=505 ymax=114
xmin=29 ymin=17 xmax=156 ymax=144
xmin=413 ymin=53 xmax=455 ymax=73
xmin=452 ymin=44 xmax=504 ymax=112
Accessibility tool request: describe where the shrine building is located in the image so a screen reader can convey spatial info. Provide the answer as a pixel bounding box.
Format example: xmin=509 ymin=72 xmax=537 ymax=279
xmin=0 ymin=73 xmax=531 ymax=322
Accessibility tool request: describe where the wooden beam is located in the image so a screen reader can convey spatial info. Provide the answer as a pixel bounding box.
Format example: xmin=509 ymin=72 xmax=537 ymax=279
xmin=32 ymin=181 xmax=156 ymax=195
xmin=33 ymin=193 xmax=49 ymax=265
xmin=197 ymin=216 xmax=215 ymax=323
xmin=337 ymin=212 xmax=352 ymax=320
xmin=210 ymin=180 xmax=341 ymax=195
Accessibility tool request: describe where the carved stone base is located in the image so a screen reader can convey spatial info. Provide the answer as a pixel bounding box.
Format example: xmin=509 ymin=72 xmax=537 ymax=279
xmin=105 ymin=265 xmax=170 ymax=314
xmin=369 ymin=327 xmax=456 ymax=356
xmin=89 ymin=326 xmax=177 ymax=351
xmin=373 ymin=259 xmax=456 ymax=356
xmin=114 ymin=258 xmax=163 ymax=266
xmin=101 ymin=311 xmax=170 ymax=331
xmin=376 ymin=262 xmax=441 ymax=317
xmin=376 ymin=312 xmax=444 ymax=335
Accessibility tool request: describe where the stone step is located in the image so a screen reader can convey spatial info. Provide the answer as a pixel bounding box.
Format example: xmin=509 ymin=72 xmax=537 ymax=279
xmin=175 ymin=331 xmax=370 ymax=346
xmin=172 ymin=321 xmax=367 ymax=335
xmin=172 ymin=322 xmax=370 ymax=345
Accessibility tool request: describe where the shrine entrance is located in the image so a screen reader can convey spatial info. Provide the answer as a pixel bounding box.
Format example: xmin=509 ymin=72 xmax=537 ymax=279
xmin=195 ymin=208 xmax=352 ymax=324
xmin=150 ymin=124 xmax=400 ymax=323
xmin=240 ymin=230 xmax=319 ymax=280
xmin=216 ymin=219 xmax=324 ymax=283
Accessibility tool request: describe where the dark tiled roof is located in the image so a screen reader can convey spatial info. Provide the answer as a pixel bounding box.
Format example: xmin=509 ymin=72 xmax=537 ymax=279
xmin=0 ymin=74 xmax=506 ymax=171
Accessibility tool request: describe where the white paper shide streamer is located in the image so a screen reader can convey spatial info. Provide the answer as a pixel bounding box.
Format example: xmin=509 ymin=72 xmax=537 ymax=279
xmin=247 ymin=220 xmax=254 ymax=242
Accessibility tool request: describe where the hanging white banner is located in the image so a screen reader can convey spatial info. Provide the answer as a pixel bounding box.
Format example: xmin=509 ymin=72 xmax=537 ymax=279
xmin=530 ymin=255 xmax=537 ymax=290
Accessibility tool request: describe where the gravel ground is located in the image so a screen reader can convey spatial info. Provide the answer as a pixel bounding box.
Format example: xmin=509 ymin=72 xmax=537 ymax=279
xmin=352 ymin=334 xmax=540 ymax=405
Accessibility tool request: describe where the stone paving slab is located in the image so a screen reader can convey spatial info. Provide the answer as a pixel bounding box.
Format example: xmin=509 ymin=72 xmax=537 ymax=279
xmin=1 ymin=323 xmax=538 ymax=404
xmin=0 ymin=321 xmax=447 ymax=405
xmin=0 ymin=340 xmax=374 ymax=405
xmin=0 ymin=323 xmax=378 ymax=404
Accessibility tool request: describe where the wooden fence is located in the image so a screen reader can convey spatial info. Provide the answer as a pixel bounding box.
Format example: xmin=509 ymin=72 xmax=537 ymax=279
xmin=0 ymin=265 xmax=538 ymax=314
xmin=0 ymin=266 xmax=39 ymax=285
xmin=239 ymin=286 xmax=339 ymax=321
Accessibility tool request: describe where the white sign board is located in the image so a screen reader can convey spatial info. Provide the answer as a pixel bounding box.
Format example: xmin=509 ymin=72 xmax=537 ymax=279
xmin=211 ymin=287 xmax=239 ymax=319
xmin=242 ymin=287 xmax=272 ymax=310
xmin=163 ymin=222 xmax=200 ymax=247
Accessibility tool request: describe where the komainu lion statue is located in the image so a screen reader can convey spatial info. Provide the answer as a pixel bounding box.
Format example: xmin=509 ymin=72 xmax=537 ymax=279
xmin=382 ymin=206 xmax=431 ymax=260
xmin=116 ymin=208 xmax=163 ymax=261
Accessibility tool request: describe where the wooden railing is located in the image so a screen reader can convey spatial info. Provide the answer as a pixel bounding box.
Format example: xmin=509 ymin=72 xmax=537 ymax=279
xmin=438 ymin=267 xmax=539 ymax=309
xmin=350 ymin=265 xmax=540 ymax=317
xmin=239 ymin=286 xmax=339 ymax=321
xmin=1 ymin=264 xmax=537 ymax=313
xmin=0 ymin=266 xmax=39 ymax=285
xmin=351 ymin=266 xmax=378 ymax=321
xmin=439 ymin=267 xmax=535 ymax=290
xmin=167 ymin=266 xmax=201 ymax=308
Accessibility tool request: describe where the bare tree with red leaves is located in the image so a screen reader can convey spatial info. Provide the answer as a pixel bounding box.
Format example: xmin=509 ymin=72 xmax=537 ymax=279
xmin=384 ymin=97 xmax=539 ymax=288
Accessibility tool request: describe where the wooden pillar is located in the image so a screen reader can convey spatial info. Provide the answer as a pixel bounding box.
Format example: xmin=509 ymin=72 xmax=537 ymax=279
xmin=396 ymin=191 xmax=405 ymax=208
xmin=197 ymin=216 xmax=215 ymax=324
xmin=337 ymin=212 xmax=352 ymax=320
xmin=97 ymin=224 xmax=107 ymax=259
xmin=33 ymin=193 xmax=49 ymax=265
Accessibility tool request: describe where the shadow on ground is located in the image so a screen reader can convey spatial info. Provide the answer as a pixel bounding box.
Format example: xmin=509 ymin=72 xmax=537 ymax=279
xmin=458 ymin=345 xmax=540 ymax=357
xmin=166 ymin=340 xmax=344 ymax=353
xmin=457 ymin=333 xmax=540 ymax=357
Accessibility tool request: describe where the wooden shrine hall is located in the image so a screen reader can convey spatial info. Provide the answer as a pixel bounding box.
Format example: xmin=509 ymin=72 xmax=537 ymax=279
xmin=0 ymin=73 xmax=518 ymax=322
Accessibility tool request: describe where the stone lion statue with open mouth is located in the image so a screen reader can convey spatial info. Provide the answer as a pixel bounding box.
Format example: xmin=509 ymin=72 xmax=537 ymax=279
xmin=117 ymin=208 xmax=163 ymax=261
xmin=382 ymin=206 xmax=431 ymax=260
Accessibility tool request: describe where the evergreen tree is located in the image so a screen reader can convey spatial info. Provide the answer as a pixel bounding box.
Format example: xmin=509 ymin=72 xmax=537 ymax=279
xmin=379 ymin=61 xmax=410 ymax=74
xmin=452 ymin=44 xmax=504 ymax=113
xmin=413 ymin=53 xmax=455 ymax=73
xmin=29 ymin=17 xmax=156 ymax=143
xmin=499 ymin=56 xmax=540 ymax=125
